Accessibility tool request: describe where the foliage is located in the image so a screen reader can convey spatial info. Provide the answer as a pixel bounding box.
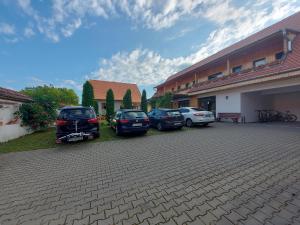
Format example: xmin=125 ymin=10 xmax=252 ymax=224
xmin=22 ymin=85 xmax=78 ymax=108
xmin=154 ymin=92 xmax=173 ymax=108
xmin=16 ymin=102 xmax=56 ymax=130
xmin=141 ymin=89 xmax=147 ymax=113
xmin=122 ymin=89 xmax=133 ymax=109
xmin=106 ymin=89 xmax=115 ymax=121
xmin=82 ymin=81 xmax=98 ymax=114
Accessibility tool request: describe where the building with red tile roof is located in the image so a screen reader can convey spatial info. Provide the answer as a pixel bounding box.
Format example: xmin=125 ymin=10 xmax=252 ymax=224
xmin=153 ymin=11 xmax=300 ymax=122
xmin=88 ymin=80 xmax=141 ymax=115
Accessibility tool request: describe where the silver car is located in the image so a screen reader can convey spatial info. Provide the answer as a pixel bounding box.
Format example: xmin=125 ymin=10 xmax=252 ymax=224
xmin=178 ymin=107 xmax=215 ymax=127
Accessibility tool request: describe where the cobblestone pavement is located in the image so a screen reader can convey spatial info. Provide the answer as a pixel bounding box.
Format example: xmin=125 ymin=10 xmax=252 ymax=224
xmin=1 ymin=123 xmax=300 ymax=225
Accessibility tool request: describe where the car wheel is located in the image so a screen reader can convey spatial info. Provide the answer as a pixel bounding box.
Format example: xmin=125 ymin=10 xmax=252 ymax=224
xmin=115 ymin=126 xmax=121 ymax=136
xmin=186 ymin=119 xmax=193 ymax=127
xmin=157 ymin=122 xmax=163 ymax=131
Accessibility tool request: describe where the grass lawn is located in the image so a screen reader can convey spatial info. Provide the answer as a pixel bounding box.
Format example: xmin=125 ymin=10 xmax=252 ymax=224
xmin=0 ymin=122 xmax=185 ymax=154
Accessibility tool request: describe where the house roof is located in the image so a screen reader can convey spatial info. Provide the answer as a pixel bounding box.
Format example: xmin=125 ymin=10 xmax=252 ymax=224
xmin=189 ymin=34 xmax=300 ymax=94
xmin=0 ymin=87 xmax=32 ymax=102
xmin=156 ymin=11 xmax=300 ymax=88
xmin=89 ymin=80 xmax=141 ymax=103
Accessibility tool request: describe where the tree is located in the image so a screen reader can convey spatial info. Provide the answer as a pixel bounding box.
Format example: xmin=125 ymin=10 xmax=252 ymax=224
xmin=19 ymin=85 xmax=79 ymax=130
xmin=22 ymin=85 xmax=79 ymax=108
xmin=106 ymin=89 xmax=115 ymax=121
xmin=82 ymin=81 xmax=98 ymax=114
xmin=17 ymin=102 xmax=56 ymax=130
xmin=122 ymin=89 xmax=132 ymax=109
xmin=141 ymin=89 xmax=147 ymax=113
xmin=157 ymin=92 xmax=173 ymax=108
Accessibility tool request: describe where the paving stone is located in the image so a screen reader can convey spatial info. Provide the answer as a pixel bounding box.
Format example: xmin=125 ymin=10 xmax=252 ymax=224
xmin=1 ymin=123 xmax=300 ymax=225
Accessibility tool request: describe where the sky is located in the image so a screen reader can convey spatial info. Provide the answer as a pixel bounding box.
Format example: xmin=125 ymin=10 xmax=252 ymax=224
xmin=1 ymin=0 xmax=300 ymax=100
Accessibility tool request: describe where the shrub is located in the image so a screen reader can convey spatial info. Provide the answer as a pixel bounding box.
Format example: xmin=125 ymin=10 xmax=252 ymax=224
xmin=122 ymin=89 xmax=133 ymax=109
xmin=82 ymin=81 xmax=98 ymax=114
xmin=17 ymin=102 xmax=56 ymax=130
xmin=141 ymin=89 xmax=147 ymax=113
xmin=106 ymin=89 xmax=115 ymax=121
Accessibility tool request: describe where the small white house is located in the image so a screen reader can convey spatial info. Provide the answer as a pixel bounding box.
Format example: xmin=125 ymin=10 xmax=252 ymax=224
xmin=0 ymin=87 xmax=32 ymax=143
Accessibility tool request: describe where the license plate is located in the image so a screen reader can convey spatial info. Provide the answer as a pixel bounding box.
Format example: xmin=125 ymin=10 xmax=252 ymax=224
xmin=68 ymin=136 xmax=83 ymax=142
xmin=132 ymin=123 xmax=142 ymax=127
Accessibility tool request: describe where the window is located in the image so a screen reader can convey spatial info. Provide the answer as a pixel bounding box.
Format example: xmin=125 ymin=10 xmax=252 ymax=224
xmin=185 ymin=83 xmax=189 ymax=89
xmin=193 ymin=80 xmax=196 ymax=85
xmin=208 ymin=72 xmax=223 ymax=81
xmin=275 ymin=52 xmax=284 ymax=60
xmin=177 ymin=85 xmax=180 ymax=90
xmin=171 ymin=87 xmax=174 ymax=92
xmin=124 ymin=111 xmax=147 ymax=119
xmin=232 ymin=65 xmax=242 ymax=73
xmin=253 ymin=58 xmax=266 ymax=67
xmin=179 ymin=108 xmax=190 ymax=113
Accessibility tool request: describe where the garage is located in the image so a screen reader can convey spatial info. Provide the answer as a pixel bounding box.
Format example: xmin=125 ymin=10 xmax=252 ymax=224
xmin=241 ymin=85 xmax=300 ymax=122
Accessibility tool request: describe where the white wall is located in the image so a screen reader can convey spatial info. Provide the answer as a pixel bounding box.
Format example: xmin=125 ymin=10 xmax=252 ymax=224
xmin=271 ymin=92 xmax=300 ymax=121
xmin=216 ymin=91 xmax=241 ymax=114
xmin=97 ymin=100 xmax=122 ymax=115
xmin=241 ymin=93 xmax=272 ymax=122
xmin=0 ymin=125 xmax=32 ymax=143
xmin=0 ymin=99 xmax=32 ymax=143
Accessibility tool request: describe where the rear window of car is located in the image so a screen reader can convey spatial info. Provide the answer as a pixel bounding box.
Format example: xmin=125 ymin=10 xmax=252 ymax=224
xmin=59 ymin=108 xmax=96 ymax=119
xmin=124 ymin=111 xmax=147 ymax=119
xmin=165 ymin=110 xmax=181 ymax=116
xmin=191 ymin=108 xmax=206 ymax=111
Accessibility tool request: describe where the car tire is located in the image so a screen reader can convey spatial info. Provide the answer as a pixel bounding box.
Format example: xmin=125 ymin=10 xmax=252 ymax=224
xmin=140 ymin=130 xmax=147 ymax=135
xmin=115 ymin=126 xmax=121 ymax=136
xmin=157 ymin=122 xmax=163 ymax=131
xmin=93 ymin=132 xmax=100 ymax=138
xmin=186 ymin=119 xmax=193 ymax=127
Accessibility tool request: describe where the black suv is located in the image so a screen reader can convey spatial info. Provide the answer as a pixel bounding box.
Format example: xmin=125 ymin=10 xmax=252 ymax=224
xmin=148 ymin=108 xmax=184 ymax=131
xmin=56 ymin=106 xmax=100 ymax=143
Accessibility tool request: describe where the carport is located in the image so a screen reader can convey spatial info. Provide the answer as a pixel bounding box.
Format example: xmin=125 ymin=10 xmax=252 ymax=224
xmin=241 ymin=85 xmax=300 ymax=122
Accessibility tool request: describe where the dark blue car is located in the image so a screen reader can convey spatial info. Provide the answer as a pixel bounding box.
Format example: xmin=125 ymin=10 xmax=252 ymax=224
xmin=111 ymin=109 xmax=149 ymax=135
xmin=148 ymin=108 xmax=184 ymax=131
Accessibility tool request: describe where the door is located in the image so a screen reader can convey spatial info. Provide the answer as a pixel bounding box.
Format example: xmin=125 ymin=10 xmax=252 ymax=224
xmin=198 ymin=96 xmax=216 ymax=115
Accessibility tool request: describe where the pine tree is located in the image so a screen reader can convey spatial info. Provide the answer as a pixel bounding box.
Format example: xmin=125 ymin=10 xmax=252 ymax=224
xmin=106 ymin=89 xmax=115 ymax=121
xmin=82 ymin=81 xmax=98 ymax=114
xmin=141 ymin=89 xmax=147 ymax=113
xmin=123 ymin=89 xmax=133 ymax=109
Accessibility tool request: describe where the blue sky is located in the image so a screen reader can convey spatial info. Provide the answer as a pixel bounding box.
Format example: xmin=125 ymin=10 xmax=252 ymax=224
xmin=1 ymin=0 xmax=300 ymax=100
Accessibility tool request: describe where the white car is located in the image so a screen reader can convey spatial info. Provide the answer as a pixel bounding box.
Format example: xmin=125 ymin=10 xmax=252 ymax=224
xmin=178 ymin=107 xmax=215 ymax=127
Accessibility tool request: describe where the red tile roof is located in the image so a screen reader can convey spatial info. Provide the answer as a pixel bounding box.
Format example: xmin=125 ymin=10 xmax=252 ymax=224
xmin=189 ymin=34 xmax=300 ymax=93
xmin=0 ymin=87 xmax=32 ymax=102
xmin=89 ymin=80 xmax=141 ymax=103
xmin=158 ymin=11 xmax=300 ymax=87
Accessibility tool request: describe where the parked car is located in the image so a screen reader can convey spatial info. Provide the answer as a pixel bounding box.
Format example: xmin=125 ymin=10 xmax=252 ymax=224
xmin=178 ymin=107 xmax=215 ymax=127
xmin=56 ymin=106 xmax=100 ymax=143
xmin=111 ymin=109 xmax=149 ymax=135
xmin=148 ymin=108 xmax=184 ymax=131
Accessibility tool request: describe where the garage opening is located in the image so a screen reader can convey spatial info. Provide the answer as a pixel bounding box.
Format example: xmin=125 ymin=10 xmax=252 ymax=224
xmin=241 ymin=85 xmax=300 ymax=122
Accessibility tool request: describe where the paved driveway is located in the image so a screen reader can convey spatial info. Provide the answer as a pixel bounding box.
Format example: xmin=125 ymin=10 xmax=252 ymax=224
xmin=0 ymin=123 xmax=300 ymax=225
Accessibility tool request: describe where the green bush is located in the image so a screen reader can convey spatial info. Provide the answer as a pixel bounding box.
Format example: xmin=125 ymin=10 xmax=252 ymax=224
xmin=141 ymin=89 xmax=147 ymax=113
xmin=122 ymin=89 xmax=133 ymax=109
xmin=106 ymin=89 xmax=115 ymax=121
xmin=17 ymin=102 xmax=56 ymax=130
xmin=82 ymin=81 xmax=98 ymax=114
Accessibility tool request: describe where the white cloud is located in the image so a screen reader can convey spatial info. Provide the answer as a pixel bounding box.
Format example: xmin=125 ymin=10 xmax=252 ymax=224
xmin=24 ymin=26 xmax=35 ymax=37
xmin=0 ymin=23 xmax=16 ymax=35
xmin=62 ymin=79 xmax=82 ymax=91
xmin=89 ymin=0 xmax=300 ymax=86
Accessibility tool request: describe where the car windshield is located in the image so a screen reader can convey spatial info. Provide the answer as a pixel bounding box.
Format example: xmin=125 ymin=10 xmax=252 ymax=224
xmin=165 ymin=110 xmax=181 ymax=116
xmin=59 ymin=108 xmax=96 ymax=119
xmin=124 ymin=111 xmax=147 ymax=119
xmin=191 ymin=108 xmax=206 ymax=111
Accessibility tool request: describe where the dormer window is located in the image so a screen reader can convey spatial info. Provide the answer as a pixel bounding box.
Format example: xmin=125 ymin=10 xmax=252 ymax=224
xmin=275 ymin=52 xmax=284 ymax=60
xmin=232 ymin=65 xmax=242 ymax=73
xmin=253 ymin=58 xmax=266 ymax=67
xmin=208 ymin=72 xmax=223 ymax=81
